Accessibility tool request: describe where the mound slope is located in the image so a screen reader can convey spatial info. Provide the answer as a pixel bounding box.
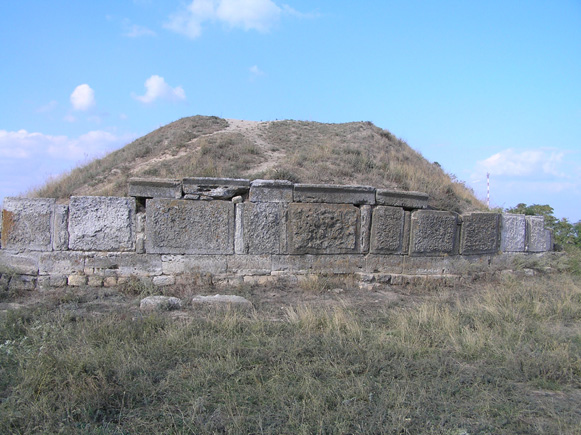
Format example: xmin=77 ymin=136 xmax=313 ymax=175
xmin=33 ymin=115 xmax=485 ymax=213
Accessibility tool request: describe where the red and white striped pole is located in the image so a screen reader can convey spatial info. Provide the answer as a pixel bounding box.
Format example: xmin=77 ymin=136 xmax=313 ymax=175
xmin=486 ymin=172 xmax=490 ymax=208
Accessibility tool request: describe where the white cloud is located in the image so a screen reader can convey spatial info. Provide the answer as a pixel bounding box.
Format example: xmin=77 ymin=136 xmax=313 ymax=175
xmin=165 ymin=0 xmax=284 ymax=38
xmin=36 ymin=100 xmax=58 ymax=113
xmin=123 ymin=23 xmax=156 ymax=37
xmin=249 ymin=65 xmax=265 ymax=78
xmin=70 ymin=84 xmax=95 ymax=111
xmin=475 ymin=148 xmax=567 ymax=178
xmin=133 ymin=75 xmax=186 ymax=104
xmin=0 ymin=129 xmax=135 ymax=162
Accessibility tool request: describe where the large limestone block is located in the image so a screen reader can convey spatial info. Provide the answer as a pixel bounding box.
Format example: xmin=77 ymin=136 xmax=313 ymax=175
xmin=146 ymin=199 xmax=234 ymax=254
xmin=183 ymin=177 xmax=249 ymax=200
xmin=85 ymin=253 xmax=162 ymax=276
xmin=0 ymin=250 xmax=40 ymax=275
xmin=53 ymin=205 xmax=69 ymax=251
xmin=69 ymin=197 xmax=136 ymax=252
xmin=370 ymin=206 xmax=406 ymax=254
xmin=249 ymin=179 xmax=293 ymax=203
xmin=526 ymin=216 xmax=552 ymax=252
xmin=294 ymin=184 xmax=376 ymax=205
xmin=500 ymin=214 xmax=526 ymax=252
xmin=128 ymin=178 xmax=182 ymax=199
xmin=460 ymin=212 xmax=500 ymax=255
xmin=39 ymin=252 xmax=85 ymax=275
xmin=161 ymin=255 xmax=228 ymax=275
xmin=236 ymin=203 xmax=287 ymax=254
xmin=1 ymin=198 xmax=55 ymax=251
xmin=288 ymin=203 xmax=360 ymax=254
xmin=376 ymin=189 xmax=429 ymax=209
xmin=409 ymin=210 xmax=459 ymax=256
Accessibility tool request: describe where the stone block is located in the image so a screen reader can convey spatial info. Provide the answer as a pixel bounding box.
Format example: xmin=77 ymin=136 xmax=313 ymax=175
xmin=128 ymin=178 xmax=182 ymax=199
xmin=500 ymin=214 xmax=526 ymax=252
xmin=287 ymin=203 xmax=360 ymax=254
xmin=68 ymin=196 xmax=136 ymax=252
xmin=87 ymin=275 xmax=104 ymax=287
xmin=236 ymin=203 xmax=287 ymax=254
xmin=9 ymin=275 xmax=36 ymax=291
xmin=53 ymin=205 xmax=69 ymax=251
xmin=409 ymin=210 xmax=459 ymax=256
xmin=182 ymin=177 xmax=250 ymax=200
xmin=227 ymin=255 xmax=272 ymax=275
xmin=68 ymin=274 xmax=87 ymax=286
xmin=103 ymin=276 xmax=118 ymax=287
xmin=526 ymin=216 xmax=552 ymax=252
xmin=39 ymin=252 xmax=85 ymax=275
xmin=370 ymin=206 xmax=406 ymax=254
xmin=294 ymin=184 xmax=375 ymax=205
xmin=0 ymin=251 xmax=40 ymax=275
xmin=376 ymin=189 xmax=429 ymax=209
xmin=1 ymin=197 xmax=55 ymax=251
xmin=310 ymin=255 xmax=365 ymax=274
xmin=271 ymin=255 xmax=315 ymax=272
xmin=140 ymin=295 xmax=182 ymax=311
xmin=460 ymin=213 xmax=500 ymax=255
xmin=146 ymin=199 xmax=234 ymax=254
xmin=85 ymin=253 xmax=162 ymax=277
xmin=249 ymin=179 xmax=293 ymax=203
xmin=161 ymin=255 xmax=228 ymax=275
xmin=364 ymin=255 xmax=404 ymax=274
xmin=153 ymin=275 xmax=176 ymax=286
xmin=360 ymin=205 xmax=372 ymax=254
xmin=49 ymin=275 xmax=68 ymax=287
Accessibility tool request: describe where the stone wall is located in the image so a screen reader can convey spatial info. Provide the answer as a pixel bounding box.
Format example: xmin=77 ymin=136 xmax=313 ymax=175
xmin=0 ymin=177 xmax=553 ymax=290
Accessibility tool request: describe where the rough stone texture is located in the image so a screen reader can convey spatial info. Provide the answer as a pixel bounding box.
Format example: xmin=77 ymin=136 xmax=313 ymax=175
xmin=183 ymin=177 xmax=250 ymax=200
xmin=88 ymin=275 xmax=103 ymax=287
xmin=288 ymin=203 xmax=360 ymax=254
xmin=1 ymin=198 xmax=55 ymax=251
xmin=376 ymin=189 xmax=429 ymax=209
xmin=152 ymin=275 xmax=176 ymax=286
xmin=39 ymin=252 xmax=85 ymax=275
xmin=527 ymin=216 xmax=552 ymax=252
xmin=85 ymin=253 xmax=162 ymax=277
xmin=9 ymin=275 xmax=36 ymax=291
xmin=69 ymin=197 xmax=136 ymax=252
xmin=128 ymin=178 xmax=182 ymax=199
xmin=146 ymin=199 xmax=234 ymax=254
xmin=370 ymin=206 xmax=405 ymax=254
xmin=294 ymin=184 xmax=375 ymax=205
xmin=249 ymin=179 xmax=293 ymax=203
xmin=140 ymin=295 xmax=182 ymax=311
xmin=360 ymin=205 xmax=372 ymax=254
xmin=409 ymin=210 xmax=459 ymax=256
xmin=49 ymin=275 xmax=68 ymax=287
xmin=68 ymin=274 xmax=87 ymax=286
xmin=191 ymin=294 xmax=252 ymax=308
xmin=236 ymin=203 xmax=287 ymax=254
xmin=161 ymin=255 xmax=228 ymax=275
xmin=0 ymin=251 xmax=40 ymax=275
xmin=227 ymin=255 xmax=272 ymax=275
xmin=500 ymin=214 xmax=526 ymax=252
xmin=460 ymin=213 xmax=500 ymax=255
xmin=365 ymin=255 xmax=404 ymax=274
xmin=53 ymin=205 xmax=69 ymax=251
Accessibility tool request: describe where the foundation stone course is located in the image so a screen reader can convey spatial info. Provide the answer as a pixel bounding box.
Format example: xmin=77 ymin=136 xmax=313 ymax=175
xmin=68 ymin=196 xmax=136 ymax=252
xmin=146 ymin=199 xmax=234 ymax=254
xmin=1 ymin=198 xmax=55 ymax=251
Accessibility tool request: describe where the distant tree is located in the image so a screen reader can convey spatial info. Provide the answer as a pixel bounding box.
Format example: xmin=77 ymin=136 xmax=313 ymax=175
xmin=505 ymin=203 xmax=580 ymax=248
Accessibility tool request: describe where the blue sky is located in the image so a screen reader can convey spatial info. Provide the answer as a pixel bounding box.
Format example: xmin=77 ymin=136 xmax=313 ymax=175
xmin=1 ymin=0 xmax=580 ymax=221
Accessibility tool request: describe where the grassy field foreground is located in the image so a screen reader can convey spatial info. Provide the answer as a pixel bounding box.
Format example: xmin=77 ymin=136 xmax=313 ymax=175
xmin=1 ymin=271 xmax=580 ymax=434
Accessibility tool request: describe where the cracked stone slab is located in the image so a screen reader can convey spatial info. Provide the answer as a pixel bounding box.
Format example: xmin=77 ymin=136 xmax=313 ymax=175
xmin=128 ymin=178 xmax=182 ymax=199
xmin=183 ymin=177 xmax=250 ymax=200
xmin=294 ymin=184 xmax=376 ymax=205
xmin=376 ymin=189 xmax=428 ymax=209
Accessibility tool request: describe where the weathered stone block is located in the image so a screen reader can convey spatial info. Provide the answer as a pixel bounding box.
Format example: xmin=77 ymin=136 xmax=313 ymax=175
xmin=294 ymin=184 xmax=375 ymax=205
xmin=236 ymin=203 xmax=287 ymax=254
xmin=0 ymin=251 xmax=40 ymax=275
xmin=2 ymin=197 xmax=55 ymax=251
xmin=227 ymin=255 xmax=272 ymax=275
xmin=85 ymin=253 xmax=162 ymax=277
xmin=370 ymin=206 xmax=405 ymax=254
xmin=249 ymin=179 xmax=293 ymax=203
xmin=460 ymin=213 xmax=500 ymax=255
xmin=500 ymin=214 xmax=526 ymax=252
xmin=39 ymin=252 xmax=85 ymax=275
xmin=183 ymin=177 xmax=250 ymax=200
xmin=88 ymin=275 xmax=103 ymax=287
xmin=53 ymin=205 xmax=69 ymax=251
xmin=9 ymin=275 xmax=36 ymax=291
xmin=409 ymin=210 xmax=459 ymax=256
xmin=288 ymin=203 xmax=360 ymax=254
xmin=146 ymin=199 xmax=234 ymax=254
xmin=376 ymin=189 xmax=429 ymax=209
xmin=365 ymin=255 xmax=405 ymax=274
xmin=153 ymin=275 xmax=176 ymax=286
xmin=527 ymin=216 xmax=552 ymax=252
xmin=161 ymin=255 xmax=228 ymax=275
xmin=69 ymin=196 xmax=136 ymax=252
xmin=68 ymin=274 xmax=87 ymax=287
xmin=360 ymin=205 xmax=372 ymax=254
xmin=128 ymin=178 xmax=182 ymax=199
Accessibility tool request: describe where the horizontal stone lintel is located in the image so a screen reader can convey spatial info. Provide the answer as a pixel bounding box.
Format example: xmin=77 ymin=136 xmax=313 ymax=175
xmin=128 ymin=178 xmax=182 ymax=199
xmin=376 ymin=189 xmax=429 ymax=209
xmin=294 ymin=184 xmax=376 ymax=205
xmin=183 ymin=177 xmax=250 ymax=188
xmin=249 ymin=179 xmax=294 ymax=203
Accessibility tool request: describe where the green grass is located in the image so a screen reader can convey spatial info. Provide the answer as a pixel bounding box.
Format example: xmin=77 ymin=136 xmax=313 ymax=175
xmin=1 ymin=274 xmax=580 ymax=434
